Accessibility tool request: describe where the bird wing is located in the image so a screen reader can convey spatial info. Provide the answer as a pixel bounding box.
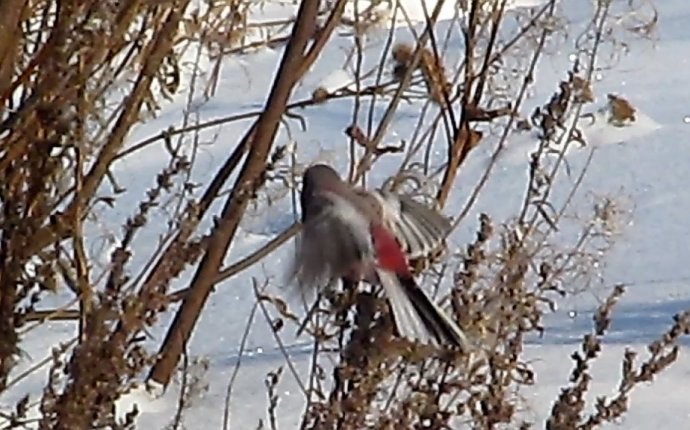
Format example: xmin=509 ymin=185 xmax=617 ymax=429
xmin=373 ymin=190 xmax=452 ymax=260
xmin=293 ymin=191 xmax=374 ymax=289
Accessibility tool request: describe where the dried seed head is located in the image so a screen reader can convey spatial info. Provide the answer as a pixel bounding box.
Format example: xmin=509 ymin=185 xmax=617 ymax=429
xmin=607 ymin=94 xmax=636 ymax=125
xmin=571 ymin=75 xmax=594 ymax=103
xmin=311 ymin=87 xmax=329 ymax=104
xmin=392 ymin=42 xmax=414 ymax=65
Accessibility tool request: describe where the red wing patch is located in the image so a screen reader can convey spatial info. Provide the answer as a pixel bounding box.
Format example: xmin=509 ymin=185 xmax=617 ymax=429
xmin=370 ymin=223 xmax=411 ymax=277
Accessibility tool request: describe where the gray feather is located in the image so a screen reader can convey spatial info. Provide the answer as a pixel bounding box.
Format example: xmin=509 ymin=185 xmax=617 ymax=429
xmin=377 ymin=269 xmax=470 ymax=350
xmin=293 ymin=192 xmax=373 ymax=292
xmin=376 ymin=270 xmax=437 ymax=345
xmin=375 ymin=190 xmax=452 ymax=259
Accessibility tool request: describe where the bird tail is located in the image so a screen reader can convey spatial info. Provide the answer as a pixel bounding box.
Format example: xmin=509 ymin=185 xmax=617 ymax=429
xmin=375 ymin=269 xmax=469 ymax=352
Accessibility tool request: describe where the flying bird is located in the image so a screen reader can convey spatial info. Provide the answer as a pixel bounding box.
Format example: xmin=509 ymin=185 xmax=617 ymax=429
xmin=291 ymin=163 xmax=469 ymax=351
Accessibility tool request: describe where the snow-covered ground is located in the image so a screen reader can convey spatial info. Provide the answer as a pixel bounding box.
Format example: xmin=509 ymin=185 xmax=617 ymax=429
xmin=4 ymin=0 xmax=690 ymax=428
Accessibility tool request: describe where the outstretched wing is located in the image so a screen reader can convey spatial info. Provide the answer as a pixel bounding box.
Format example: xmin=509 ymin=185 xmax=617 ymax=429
xmin=373 ymin=190 xmax=452 ymax=260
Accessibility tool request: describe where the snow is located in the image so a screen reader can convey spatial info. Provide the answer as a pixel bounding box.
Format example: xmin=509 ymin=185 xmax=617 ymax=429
xmin=3 ymin=0 xmax=690 ymax=428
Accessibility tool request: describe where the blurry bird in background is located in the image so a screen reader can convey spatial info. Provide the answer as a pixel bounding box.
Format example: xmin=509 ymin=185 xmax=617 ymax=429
xmin=290 ymin=163 xmax=469 ymax=351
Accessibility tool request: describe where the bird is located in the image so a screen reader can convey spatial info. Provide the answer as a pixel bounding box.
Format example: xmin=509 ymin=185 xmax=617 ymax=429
xmin=291 ymin=163 xmax=469 ymax=351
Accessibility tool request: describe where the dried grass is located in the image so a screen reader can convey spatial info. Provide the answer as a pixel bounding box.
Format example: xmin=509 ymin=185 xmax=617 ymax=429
xmin=0 ymin=0 xmax=679 ymax=429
